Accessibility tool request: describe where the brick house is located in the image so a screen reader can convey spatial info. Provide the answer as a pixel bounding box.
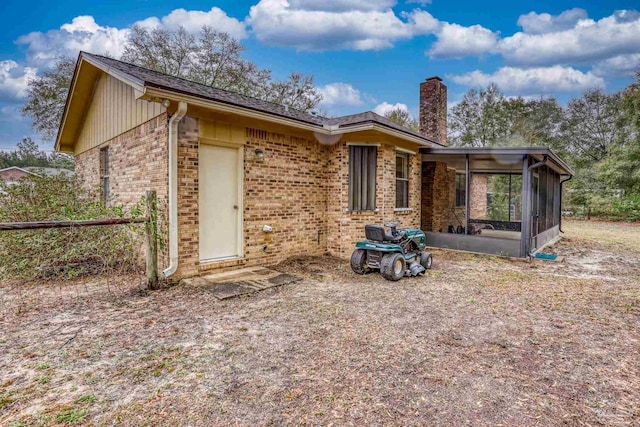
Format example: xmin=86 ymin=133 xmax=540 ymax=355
xmin=0 ymin=166 xmax=73 ymax=186
xmin=56 ymin=53 xmax=573 ymax=281
xmin=0 ymin=166 xmax=38 ymax=183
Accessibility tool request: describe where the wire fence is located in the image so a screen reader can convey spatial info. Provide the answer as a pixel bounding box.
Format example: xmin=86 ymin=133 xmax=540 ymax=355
xmin=0 ymin=182 xmax=162 ymax=318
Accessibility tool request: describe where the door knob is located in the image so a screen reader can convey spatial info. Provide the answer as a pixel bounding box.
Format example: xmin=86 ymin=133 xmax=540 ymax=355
xmin=233 ymin=205 xmax=238 ymax=210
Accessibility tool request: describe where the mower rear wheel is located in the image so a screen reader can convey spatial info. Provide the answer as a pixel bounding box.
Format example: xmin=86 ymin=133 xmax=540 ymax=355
xmin=380 ymin=253 xmax=405 ymax=281
xmin=420 ymin=252 xmax=433 ymax=269
xmin=350 ymin=249 xmax=369 ymax=274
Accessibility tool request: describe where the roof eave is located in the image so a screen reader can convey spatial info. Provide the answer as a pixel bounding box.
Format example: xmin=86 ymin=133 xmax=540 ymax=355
xmin=420 ymin=146 xmax=575 ymax=176
xmin=147 ymin=87 xmax=439 ymax=147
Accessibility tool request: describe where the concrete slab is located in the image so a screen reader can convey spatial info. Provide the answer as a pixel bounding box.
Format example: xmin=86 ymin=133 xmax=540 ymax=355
xmin=182 ymin=267 xmax=301 ymax=300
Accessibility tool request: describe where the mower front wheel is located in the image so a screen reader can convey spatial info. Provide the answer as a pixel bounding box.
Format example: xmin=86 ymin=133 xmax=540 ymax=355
xmin=420 ymin=252 xmax=433 ymax=270
xmin=380 ymin=253 xmax=406 ymax=281
xmin=350 ymin=249 xmax=369 ymax=275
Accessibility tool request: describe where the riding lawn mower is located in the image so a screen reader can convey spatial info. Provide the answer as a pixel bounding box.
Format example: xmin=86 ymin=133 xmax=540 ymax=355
xmin=350 ymin=220 xmax=433 ymax=281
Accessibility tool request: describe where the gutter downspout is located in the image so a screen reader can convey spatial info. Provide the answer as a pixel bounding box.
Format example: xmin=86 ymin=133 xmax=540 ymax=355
xmin=528 ymin=154 xmax=548 ymax=172
xmin=559 ymin=175 xmax=572 ymax=233
xmin=162 ymin=101 xmax=188 ymax=279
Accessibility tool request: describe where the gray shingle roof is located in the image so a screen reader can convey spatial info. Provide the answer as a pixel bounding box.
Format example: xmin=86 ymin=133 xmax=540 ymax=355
xmin=23 ymin=167 xmax=75 ymax=177
xmin=82 ymin=53 xmax=441 ymax=146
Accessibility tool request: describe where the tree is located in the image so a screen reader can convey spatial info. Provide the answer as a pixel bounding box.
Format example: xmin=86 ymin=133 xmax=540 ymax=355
xmin=512 ymin=97 xmax=566 ymax=154
xmin=448 ymin=84 xmax=515 ymax=147
xmin=122 ymin=25 xmax=321 ymax=111
xmin=23 ymin=26 xmax=322 ymax=142
xmin=383 ymin=107 xmax=419 ymax=131
xmin=596 ymin=72 xmax=640 ymax=194
xmin=0 ymin=138 xmax=74 ymax=170
xmin=561 ymin=89 xmax=627 ymax=166
xmin=22 ymin=57 xmax=75 ymax=142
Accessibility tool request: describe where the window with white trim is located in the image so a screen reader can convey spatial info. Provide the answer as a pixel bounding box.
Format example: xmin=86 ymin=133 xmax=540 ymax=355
xmin=395 ymin=152 xmax=409 ymax=208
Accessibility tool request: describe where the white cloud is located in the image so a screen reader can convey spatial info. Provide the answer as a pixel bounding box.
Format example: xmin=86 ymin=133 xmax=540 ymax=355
xmin=373 ymin=101 xmax=408 ymax=116
xmin=428 ymin=22 xmax=499 ymax=58
xmin=592 ymin=53 xmax=640 ymax=77
xmin=248 ymin=0 xmax=432 ymax=51
xmin=16 ymin=8 xmax=247 ymax=68
xmin=317 ymin=83 xmax=364 ymax=107
xmin=0 ymin=61 xmax=37 ymax=102
xmin=406 ymin=0 xmax=432 ymax=5
xmin=516 ymin=8 xmax=588 ymax=34
xmin=133 ymin=7 xmax=247 ymax=39
xmin=16 ymin=16 xmax=132 ymax=67
xmin=288 ymin=0 xmax=397 ymax=12
xmin=498 ymin=10 xmax=640 ymax=66
xmin=448 ymin=66 xmax=605 ymax=95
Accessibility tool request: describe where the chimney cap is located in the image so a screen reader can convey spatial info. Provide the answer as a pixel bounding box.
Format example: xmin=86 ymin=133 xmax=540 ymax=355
xmin=425 ymin=76 xmax=443 ymax=82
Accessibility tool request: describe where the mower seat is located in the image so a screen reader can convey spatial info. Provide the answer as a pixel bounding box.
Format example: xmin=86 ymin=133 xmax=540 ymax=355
xmin=365 ymin=225 xmax=401 ymax=243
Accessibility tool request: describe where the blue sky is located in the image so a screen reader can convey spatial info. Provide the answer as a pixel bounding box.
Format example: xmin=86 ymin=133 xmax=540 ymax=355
xmin=0 ymin=0 xmax=639 ymax=150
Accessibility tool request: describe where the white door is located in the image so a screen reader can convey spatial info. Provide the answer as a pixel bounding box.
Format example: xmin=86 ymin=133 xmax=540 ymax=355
xmin=199 ymin=144 xmax=241 ymax=261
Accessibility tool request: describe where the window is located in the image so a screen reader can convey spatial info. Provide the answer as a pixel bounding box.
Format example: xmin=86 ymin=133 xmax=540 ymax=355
xmin=455 ymin=173 xmax=466 ymax=207
xmin=99 ymin=147 xmax=110 ymax=206
xmin=348 ymin=145 xmax=377 ymax=211
xmin=395 ymin=152 xmax=409 ymax=208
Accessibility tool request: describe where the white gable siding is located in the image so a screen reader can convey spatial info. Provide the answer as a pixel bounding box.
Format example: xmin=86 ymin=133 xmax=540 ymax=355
xmin=75 ymin=73 xmax=166 ymax=155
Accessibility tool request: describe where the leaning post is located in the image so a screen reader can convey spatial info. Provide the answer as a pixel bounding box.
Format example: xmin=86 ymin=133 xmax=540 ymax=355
xmin=145 ymin=190 xmax=159 ymax=290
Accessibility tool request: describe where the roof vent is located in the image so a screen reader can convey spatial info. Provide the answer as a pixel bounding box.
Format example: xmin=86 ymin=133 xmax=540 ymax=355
xmin=284 ymin=104 xmax=289 ymax=112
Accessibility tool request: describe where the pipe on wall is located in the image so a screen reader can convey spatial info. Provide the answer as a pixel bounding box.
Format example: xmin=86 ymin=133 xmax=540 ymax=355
xmin=162 ymin=101 xmax=188 ymax=279
xmin=528 ymin=155 xmax=548 ymax=171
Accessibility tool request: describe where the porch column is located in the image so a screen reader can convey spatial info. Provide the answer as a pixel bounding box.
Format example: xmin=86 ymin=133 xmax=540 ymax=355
xmin=520 ymin=155 xmax=530 ymax=257
xmin=465 ymin=154 xmax=470 ymax=235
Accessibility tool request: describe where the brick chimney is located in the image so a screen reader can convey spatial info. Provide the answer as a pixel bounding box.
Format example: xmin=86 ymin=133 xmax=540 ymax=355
xmin=419 ymin=76 xmax=447 ymax=146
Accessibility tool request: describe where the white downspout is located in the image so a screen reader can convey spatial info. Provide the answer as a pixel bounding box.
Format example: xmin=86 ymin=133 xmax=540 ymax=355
xmin=162 ymin=101 xmax=188 ymax=279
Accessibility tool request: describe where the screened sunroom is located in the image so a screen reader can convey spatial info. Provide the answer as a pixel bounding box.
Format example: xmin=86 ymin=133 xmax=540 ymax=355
xmin=419 ymin=147 xmax=575 ymax=258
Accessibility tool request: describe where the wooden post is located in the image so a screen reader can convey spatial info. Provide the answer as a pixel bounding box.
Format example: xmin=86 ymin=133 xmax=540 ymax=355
xmin=145 ymin=190 xmax=159 ymax=290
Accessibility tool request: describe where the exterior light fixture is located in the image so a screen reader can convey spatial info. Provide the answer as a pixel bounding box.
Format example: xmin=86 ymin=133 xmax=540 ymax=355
xmin=161 ymin=99 xmax=171 ymax=108
xmin=255 ymin=148 xmax=265 ymax=161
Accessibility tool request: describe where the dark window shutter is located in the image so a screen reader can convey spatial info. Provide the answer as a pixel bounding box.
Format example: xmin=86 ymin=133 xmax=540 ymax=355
xmin=349 ymin=145 xmax=377 ymax=211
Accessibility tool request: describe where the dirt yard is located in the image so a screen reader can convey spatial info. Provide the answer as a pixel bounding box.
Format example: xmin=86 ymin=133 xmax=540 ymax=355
xmin=1 ymin=220 xmax=639 ymax=426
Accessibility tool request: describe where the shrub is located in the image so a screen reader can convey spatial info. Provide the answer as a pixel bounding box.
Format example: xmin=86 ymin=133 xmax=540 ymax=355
xmin=0 ymin=175 xmax=145 ymax=280
xmin=565 ymin=191 xmax=640 ymax=222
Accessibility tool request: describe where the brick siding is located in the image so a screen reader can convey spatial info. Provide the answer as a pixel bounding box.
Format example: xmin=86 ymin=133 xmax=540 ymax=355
xmin=75 ymin=113 xmax=169 ymax=269
xmin=421 ymin=161 xmax=454 ymax=232
xmin=327 ymin=142 xmax=422 ymax=258
xmin=74 ymin=114 xmax=426 ymax=281
xmin=419 ymin=77 xmax=448 ymax=146
xmin=470 ymin=174 xmax=488 ymax=219
xmin=0 ymin=168 xmax=32 ymax=182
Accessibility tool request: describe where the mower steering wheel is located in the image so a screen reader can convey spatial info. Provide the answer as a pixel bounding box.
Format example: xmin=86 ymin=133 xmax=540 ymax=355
xmin=384 ymin=220 xmax=401 ymax=228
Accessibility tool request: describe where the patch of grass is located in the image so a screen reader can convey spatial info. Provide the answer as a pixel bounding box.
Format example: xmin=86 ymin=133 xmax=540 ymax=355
xmin=75 ymin=394 xmax=97 ymax=404
xmin=36 ymin=362 xmax=50 ymax=370
xmin=38 ymin=375 xmax=51 ymax=384
xmin=55 ymin=407 xmax=88 ymax=424
xmin=0 ymin=396 xmax=15 ymax=410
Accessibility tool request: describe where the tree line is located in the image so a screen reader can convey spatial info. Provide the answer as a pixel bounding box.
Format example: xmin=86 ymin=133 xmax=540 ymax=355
xmin=384 ymin=75 xmax=640 ymax=220
xmin=0 ymin=138 xmax=73 ymax=170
